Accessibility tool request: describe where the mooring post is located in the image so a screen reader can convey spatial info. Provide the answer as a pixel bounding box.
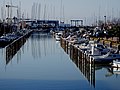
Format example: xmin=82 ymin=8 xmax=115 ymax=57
xmin=103 ymin=41 xmax=105 ymax=45
xmin=60 ymin=37 xmax=62 ymax=47
xmin=72 ymin=45 xmax=74 ymax=60
xmin=117 ymin=44 xmax=120 ymax=54
xmin=64 ymin=39 xmax=66 ymax=51
xmin=66 ymin=41 xmax=69 ymax=54
xmin=109 ymin=41 xmax=112 ymax=48
xmin=70 ymin=44 xmax=72 ymax=59
xmin=79 ymin=50 xmax=82 ymax=64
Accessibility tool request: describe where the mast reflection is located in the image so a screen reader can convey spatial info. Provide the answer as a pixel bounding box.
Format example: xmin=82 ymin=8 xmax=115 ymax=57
xmin=30 ymin=32 xmax=53 ymax=59
xmin=5 ymin=36 xmax=28 ymax=65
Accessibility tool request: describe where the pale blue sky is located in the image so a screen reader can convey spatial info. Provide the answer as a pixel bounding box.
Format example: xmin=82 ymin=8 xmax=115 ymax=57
xmin=0 ymin=0 xmax=120 ymax=25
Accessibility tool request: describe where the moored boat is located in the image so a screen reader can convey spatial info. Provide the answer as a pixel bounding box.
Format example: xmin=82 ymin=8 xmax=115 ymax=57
xmin=93 ymin=52 xmax=120 ymax=63
xmin=0 ymin=36 xmax=12 ymax=48
xmin=55 ymin=32 xmax=62 ymax=41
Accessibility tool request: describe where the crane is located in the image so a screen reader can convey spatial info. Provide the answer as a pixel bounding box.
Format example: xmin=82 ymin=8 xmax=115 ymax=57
xmin=6 ymin=4 xmax=18 ymax=24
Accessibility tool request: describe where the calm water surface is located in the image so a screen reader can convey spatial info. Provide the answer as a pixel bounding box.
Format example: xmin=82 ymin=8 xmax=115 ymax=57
xmin=0 ymin=32 xmax=120 ymax=90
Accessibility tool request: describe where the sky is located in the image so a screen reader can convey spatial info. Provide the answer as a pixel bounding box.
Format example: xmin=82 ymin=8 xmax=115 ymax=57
xmin=0 ymin=0 xmax=120 ymax=25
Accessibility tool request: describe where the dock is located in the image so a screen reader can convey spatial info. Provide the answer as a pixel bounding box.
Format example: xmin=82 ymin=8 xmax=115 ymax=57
xmin=60 ymin=37 xmax=96 ymax=87
xmin=5 ymin=30 xmax=32 ymax=64
xmin=60 ymin=37 xmax=120 ymax=64
xmin=60 ymin=37 xmax=94 ymax=63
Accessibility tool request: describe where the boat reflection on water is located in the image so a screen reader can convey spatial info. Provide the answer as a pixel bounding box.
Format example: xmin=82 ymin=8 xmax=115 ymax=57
xmin=105 ymin=65 xmax=120 ymax=77
xmin=5 ymin=36 xmax=28 ymax=65
xmin=67 ymin=51 xmax=120 ymax=87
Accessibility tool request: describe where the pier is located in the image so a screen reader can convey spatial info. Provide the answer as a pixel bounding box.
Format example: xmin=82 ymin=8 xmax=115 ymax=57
xmin=60 ymin=37 xmax=97 ymax=87
xmin=5 ymin=30 xmax=32 ymax=64
xmin=60 ymin=37 xmax=94 ymax=63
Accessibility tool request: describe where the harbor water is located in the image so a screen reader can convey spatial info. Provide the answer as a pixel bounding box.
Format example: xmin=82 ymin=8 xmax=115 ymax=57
xmin=0 ymin=32 xmax=120 ymax=90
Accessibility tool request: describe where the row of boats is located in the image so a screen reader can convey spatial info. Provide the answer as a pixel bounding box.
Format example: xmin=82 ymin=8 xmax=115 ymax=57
xmin=0 ymin=29 xmax=30 ymax=48
xmin=55 ymin=31 xmax=120 ymax=68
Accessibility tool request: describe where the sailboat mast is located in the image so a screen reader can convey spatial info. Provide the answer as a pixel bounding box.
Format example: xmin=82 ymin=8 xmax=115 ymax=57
xmin=43 ymin=4 xmax=46 ymax=20
xmin=38 ymin=3 xmax=41 ymax=20
xmin=35 ymin=3 xmax=38 ymax=20
xmin=2 ymin=0 xmax=6 ymax=21
xmin=60 ymin=0 xmax=62 ymax=22
xmin=31 ymin=3 xmax=34 ymax=20
xmin=98 ymin=5 xmax=101 ymax=22
xmin=1 ymin=7 xmax=4 ymax=21
xmin=19 ymin=1 xmax=21 ymax=20
xmin=10 ymin=0 xmax=12 ymax=23
xmin=63 ymin=5 xmax=65 ymax=23
xmin=53 ymin=6 xmax=55 ymax=20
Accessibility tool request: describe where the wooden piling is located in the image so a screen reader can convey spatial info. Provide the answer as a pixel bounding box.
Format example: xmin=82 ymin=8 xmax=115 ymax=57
xmin=59 ymin=37 xmax=96 ymax=87
xmin=109 ymin=41 xmax=112 ymax=48
xmin=5 ymin=30 xmax=31 ymax=65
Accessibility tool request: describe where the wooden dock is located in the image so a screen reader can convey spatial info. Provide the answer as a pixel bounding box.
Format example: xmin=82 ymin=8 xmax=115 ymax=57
xmin=5 ymin=30 xmax=32 ymax=65
xmin=60 ymin=37 xmax=95 ymax=87
xmin=60 ymin=37 xmax=94 ymax=63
